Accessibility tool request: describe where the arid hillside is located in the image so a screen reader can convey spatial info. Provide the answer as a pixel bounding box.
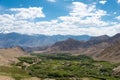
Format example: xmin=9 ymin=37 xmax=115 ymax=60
xmin=44 ymin=33 xmax=120 ymax=62
xmin=0 ymin=47 xmax=29 ymax=65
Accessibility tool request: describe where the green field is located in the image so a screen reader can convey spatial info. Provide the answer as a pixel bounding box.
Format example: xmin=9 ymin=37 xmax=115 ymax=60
xmin=1 ymin=53 xmax=120 ymax=80
xmin=0 ymin=66 xmax=30 ymax=80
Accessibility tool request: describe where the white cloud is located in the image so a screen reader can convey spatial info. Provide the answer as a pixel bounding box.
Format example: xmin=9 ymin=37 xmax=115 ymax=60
xmin=99 ymin=0 xmax=107 ymax=4
xmin=113 ymin=12 xmax=117 ymax=14
xmin=0 ymin=2 xmax=119 ymax=36
xmin=47 ymin=0 xmax=56 ymax=2
xmin=118 ymin=0 xmax=120 ymax=3
xmin=116 ymin=16 xmax=120 ymax=20
xmin=10 ymin=7 xmax=45 ymax=19
xmin=60 ymin=2 xmax=108 ymax=27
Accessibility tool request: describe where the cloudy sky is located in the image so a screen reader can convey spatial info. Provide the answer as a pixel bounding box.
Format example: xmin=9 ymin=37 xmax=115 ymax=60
xmin=0 ymin=0 xmax=120 ymax=36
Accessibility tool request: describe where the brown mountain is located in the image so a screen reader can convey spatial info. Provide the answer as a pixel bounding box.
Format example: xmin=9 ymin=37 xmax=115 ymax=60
xmin=0 ymin=47 xmax=29 ymax=66
xmin=85 ymin=35 xmax=109 ymax=47
xmin=45 ymin=33 xmax=120 ymax=62
xmin=49 ymin=38 xmax=85 ymax=51
xmin=96 ymin=35 xmax=120 ymax=62
xmin=89 ymin=35 xmax=109 ymax=42
xmin=47 ymin=35 xmax=110 ymax=51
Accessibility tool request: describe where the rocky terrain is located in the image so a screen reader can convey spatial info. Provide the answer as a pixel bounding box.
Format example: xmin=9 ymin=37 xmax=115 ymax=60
xmin=45 ymin=33 xmax=120 ymax=62
xmin=0 ymin=47 xmax=29 ymax=66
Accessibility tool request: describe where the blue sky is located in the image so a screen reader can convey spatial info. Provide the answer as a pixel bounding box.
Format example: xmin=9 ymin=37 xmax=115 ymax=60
xmin=0 ymin=0 xmax=120 ymax=36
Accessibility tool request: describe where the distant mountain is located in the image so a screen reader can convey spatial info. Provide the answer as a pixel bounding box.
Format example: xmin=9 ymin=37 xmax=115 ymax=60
xmin=85 ymin=35 xmax=110 ymax=47
xmin=50 ymin=38 xmax=85 ymax=51
xmin=89 ymin=35 xmax=109 ymax=41
xmin=96 ymin=33 xmax=120 ymax=62
xmin=48 ymin=35 xmax=110 ymax=51
xmin=0 ymin=33 xmax=91 ymax=48
xmin=45 ymin=33 xmax=120 ymax=62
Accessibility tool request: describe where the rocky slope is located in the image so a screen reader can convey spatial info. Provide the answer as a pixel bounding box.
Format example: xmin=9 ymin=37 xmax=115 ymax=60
xmin=0 ymin=47 xmax=29 ymax=65
xmin=47 ymin=35 xmax=110 ymax=51
xmin=97 ymin=39 xmax=120 ymax=62
xmin=45 ymin=33 xmax=120 ymax=62
xmin=50 ymin=38 xmax=85 ymax=51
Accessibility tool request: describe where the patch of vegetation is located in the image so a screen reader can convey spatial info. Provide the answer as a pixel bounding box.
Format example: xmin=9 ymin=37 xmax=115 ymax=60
xmin=18 ymin=57 xmax=37 ymax=64
xmin=16 ymin=53 xmax=120 ymax=80
xmin=1 ymin=53 xmax=120 ymax=80
xmin=0 ymin=66 xmax=30 ymax=80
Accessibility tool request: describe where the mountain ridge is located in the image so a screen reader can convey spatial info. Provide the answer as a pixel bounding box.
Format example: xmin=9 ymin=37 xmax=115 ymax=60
xmin=45 ymin=33 xmax=120 ymax=62
xmin=0 ymin=32 xmax=91 ymax=48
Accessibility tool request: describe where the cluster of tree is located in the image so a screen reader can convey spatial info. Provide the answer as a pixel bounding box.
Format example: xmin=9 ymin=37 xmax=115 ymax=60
xmin=16 ymin=53 xmax=120 ymax=80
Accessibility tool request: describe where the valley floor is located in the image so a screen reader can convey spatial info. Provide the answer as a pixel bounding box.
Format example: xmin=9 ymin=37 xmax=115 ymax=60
xmin=1 ymin=53 xmax=120 ymax=80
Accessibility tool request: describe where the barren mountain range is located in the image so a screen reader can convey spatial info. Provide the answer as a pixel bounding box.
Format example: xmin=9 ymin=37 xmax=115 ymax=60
xmin=45 ymin=33 xmax=120 ymax=62
xmin=0 ymin=33 xmax=91 ymax=48
xmin=0 ymin=33 xmax=120 ymax=63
